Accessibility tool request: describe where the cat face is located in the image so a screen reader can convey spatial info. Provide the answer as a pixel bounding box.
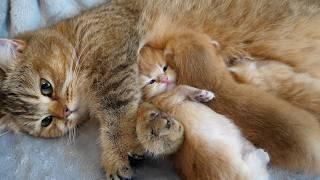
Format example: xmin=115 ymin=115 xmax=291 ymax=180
xmin=0 ymin=33 xmax=88 ymax=138
xmin=138 ymin=46 xmax=177 ymax=99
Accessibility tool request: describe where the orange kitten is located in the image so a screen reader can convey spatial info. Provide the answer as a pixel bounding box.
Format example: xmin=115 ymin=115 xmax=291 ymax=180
xmin=140 ymin=28 xmax=320 ymax=175
xmin=138 ymin=45 xmax=270 ymax=180
xmin=229 ymin=59 xmax=320 ymax=120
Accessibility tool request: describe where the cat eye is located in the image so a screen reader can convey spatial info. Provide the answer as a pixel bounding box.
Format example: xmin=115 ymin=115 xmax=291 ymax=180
xmin=163 ymin=65 xmax=168 ymax=72
xmin=148 ymin=79 xmax=156 ymax=85
xmin=41 ymin=116 xmax=53 ymax=127
xmin=40 ymin=78 xmax=53 ymax=97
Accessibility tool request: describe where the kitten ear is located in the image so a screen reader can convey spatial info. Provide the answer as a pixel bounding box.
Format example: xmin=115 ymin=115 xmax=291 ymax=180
xmin=0 ymin=39 xmax=26 ymax=72
xmin=164 ymin=48 xmax=174 ymax=62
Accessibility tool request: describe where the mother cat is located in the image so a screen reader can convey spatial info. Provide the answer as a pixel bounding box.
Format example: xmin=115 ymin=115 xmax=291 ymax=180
xmin=0 ymin=0 xmax=320 ymax=179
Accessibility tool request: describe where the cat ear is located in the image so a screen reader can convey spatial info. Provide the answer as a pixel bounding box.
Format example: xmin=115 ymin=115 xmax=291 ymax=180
xmin=164 ymin=48 xmax=174 ymax=62
xmin=0 ymin=39 xmax=26 ymax=72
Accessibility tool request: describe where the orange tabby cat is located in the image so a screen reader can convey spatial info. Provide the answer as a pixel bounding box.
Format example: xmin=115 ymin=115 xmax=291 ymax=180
xmin=138 ymin=45 xmax=270 ymax=180
xmin=0 ymin=1 xmax=142 ymax=179
xmin=139 ymin=28 xmax=320 ymax=175
xmin=229 ymin=59 xmax=320 ymax=120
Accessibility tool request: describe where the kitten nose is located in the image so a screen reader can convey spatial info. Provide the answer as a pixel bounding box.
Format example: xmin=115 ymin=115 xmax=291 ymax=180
xmin=64 ymin=107 xmax=72 ymax=118
xmin=160 ymin=76 xmax=169 ymax=83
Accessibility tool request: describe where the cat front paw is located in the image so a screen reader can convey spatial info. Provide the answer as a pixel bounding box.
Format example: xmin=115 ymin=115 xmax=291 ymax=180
xmin=190 ymin=90 xmax=215 ymax=102
xmin=104 ymin=160 xmax=134 ymax=180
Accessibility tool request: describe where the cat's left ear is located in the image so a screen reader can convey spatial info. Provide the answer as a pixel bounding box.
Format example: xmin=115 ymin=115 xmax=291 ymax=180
xmin=0 ymin=39 xmax=26 ymax=72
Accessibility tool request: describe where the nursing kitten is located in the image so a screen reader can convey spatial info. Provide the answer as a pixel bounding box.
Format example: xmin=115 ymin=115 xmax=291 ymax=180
xmin=138 ymin=45 xmax=270 ymax=180
xmin=229 ymin=59 xmax=320 ymax=120
xmin=139 ymin=0 xmax=320 ymax=78
xmin=140 ymin=28 xmax=320 ymax=175
xmin=136 ymin=102 xmax=184 ymax=156
xmin=0 ymin=1 xmax=144 ymax=179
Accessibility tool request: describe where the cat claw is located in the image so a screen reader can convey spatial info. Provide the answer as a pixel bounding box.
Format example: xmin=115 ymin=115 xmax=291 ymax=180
xmin=128 ymin=152 xmax=145 ymax=160
xmin=191 ymin=90 xmax=215 ymax=102
xmin=255 ymin=149 xmax=270 ymax=164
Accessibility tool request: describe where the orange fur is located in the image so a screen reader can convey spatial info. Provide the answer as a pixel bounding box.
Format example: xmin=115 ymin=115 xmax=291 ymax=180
xmin=140 ymin=29 xmax=320 ymax=176
xmin=229 ymin=60 xmax=320 ymax=120
xmin=138 ymin=42 xmax=270 ymax=179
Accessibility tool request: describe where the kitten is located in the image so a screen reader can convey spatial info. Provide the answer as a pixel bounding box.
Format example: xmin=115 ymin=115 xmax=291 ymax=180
xmin=229 ymin=59 xmax=320 ymax=120
xmin=139 ymin=28 xmax=320 ymax=175
xmin=138 ymin=0 xmax=320 ymax=78
xmin=136 ymin=102 xmax=184 ymax=156
xmin=138 ymin=45 xmax=270 ymax=180
xmin=0 ymin=1 xmax=143 ymax=179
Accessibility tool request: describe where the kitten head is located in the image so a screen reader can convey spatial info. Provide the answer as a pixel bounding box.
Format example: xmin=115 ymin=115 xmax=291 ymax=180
xmin=0 ymin=31 xmax=88 ymax=138
xmin=138 ymin=45 xmax=177 ymax=99
xmin=136 ymin=102 xmax=184 ymax=156
xmin=139 ymin=29 xmax=223 ymax=96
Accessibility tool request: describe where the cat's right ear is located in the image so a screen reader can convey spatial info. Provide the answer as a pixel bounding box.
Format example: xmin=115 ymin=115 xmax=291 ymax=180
xmin=0 ymin=39 xmax=26 ymax=72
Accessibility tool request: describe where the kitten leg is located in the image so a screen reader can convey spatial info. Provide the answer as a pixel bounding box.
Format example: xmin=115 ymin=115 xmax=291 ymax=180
xmin=151 ymin=85 xmax=214 ymax=112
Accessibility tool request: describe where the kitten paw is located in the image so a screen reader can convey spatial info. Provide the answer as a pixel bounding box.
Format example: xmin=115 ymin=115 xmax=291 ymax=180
xmin=190 ymin=90 xmax=215 ymax=102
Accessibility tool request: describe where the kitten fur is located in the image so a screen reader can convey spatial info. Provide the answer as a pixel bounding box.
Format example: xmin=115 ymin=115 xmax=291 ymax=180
xmin=139 ymin=28 xmax=320 ymax=175
xmin=138 ymin=45 xmax=270 ymax=180
xmin=0 ymin=1 xmax=143 ymax=179
xmin=138 ymin=0 xmax=320 ymax=77
xmin=136 ymin=102 xmax=184 ymax=156
xmin=229 ymin=60 xmax=320 ymax=120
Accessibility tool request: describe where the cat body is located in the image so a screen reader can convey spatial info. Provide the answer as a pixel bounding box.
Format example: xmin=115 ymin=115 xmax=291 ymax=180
xmin=139 ymin=28 xmax=320 ymax=175
xmin=0 ymin=1 xmax=144 ymax=179
xmin=151 ymin=86 xmax=270 ymax=180
xmin=139 ymin=0 xmax=320 ymax=77
xmin=229 ymin=60 xmax=320 ymax=120
xmin=138 ymin=46 xmax=269 ymax=179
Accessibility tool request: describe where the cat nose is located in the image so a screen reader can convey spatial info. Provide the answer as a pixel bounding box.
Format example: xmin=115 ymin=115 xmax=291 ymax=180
xmin=160 ymin=75 xmax=169 ymax=83
xmin=64 ymin=107 xmax=72 ymax=118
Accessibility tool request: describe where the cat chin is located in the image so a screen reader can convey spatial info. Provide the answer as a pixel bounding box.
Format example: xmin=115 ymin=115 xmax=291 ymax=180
xmin=166 ymin=83 xmax=176 ymax=91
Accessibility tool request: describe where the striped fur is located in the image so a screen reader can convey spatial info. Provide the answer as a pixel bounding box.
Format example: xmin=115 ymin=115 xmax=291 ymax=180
xmin=0 ymin=1 xmax=142 ymax=179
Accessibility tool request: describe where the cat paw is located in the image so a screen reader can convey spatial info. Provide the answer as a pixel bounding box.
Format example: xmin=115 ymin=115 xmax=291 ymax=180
xmin=104 ymin=161 xmax=134 ymax=180
xmin=190 ymin=90 xmax=215 ymax=102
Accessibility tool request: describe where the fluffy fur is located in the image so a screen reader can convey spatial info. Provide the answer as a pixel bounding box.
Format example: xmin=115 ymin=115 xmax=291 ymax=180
xmin=229 ymin=59 xmax=320 ymax=120
xmin=138 ymin=44 xmax=270 ymax=180
xmin=138 ymin=0 xmax=320 ymax=76
xmin=139 ymin=28 xmax=320 ymax=175
xmin=0 ymin=1 xmax=143 ymax=179
xmin=136 ymin=102 xmax=184 ymax=156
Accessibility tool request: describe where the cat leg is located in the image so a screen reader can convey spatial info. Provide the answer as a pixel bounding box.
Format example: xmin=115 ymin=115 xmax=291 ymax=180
xmin=99 ymin=112 xmax=138 ymax=180
xmin=151 ymin=85 xmax=215 ymax=112
xmin=93 ymin=83 xmax=141 ymax=179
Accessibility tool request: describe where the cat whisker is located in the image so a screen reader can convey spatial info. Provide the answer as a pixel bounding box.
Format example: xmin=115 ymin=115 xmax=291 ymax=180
xmin=0 ymin=131 xmax=9 ymax=137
